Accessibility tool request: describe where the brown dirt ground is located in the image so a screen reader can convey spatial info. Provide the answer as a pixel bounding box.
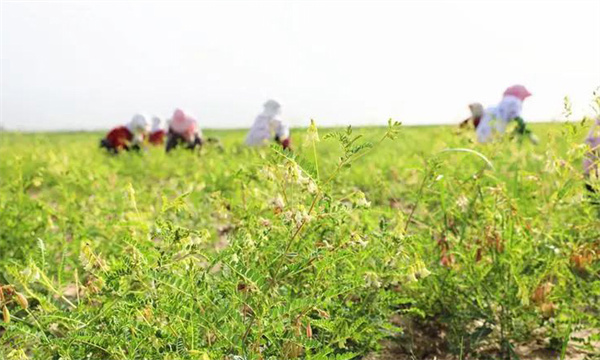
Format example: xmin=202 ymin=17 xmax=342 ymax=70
xmin=364 ymin=317 xmax=600 ymax=360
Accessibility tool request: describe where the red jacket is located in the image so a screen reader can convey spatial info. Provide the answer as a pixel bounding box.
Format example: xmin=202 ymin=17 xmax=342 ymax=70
xmin=105 ymin=126 xmax=134 ymax=149
xmin=149 ymin=130 xmax=166 ymax=145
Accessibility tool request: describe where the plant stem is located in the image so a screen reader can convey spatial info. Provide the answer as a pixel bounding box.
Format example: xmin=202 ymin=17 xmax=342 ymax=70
xmin=312 ymin=139 xmax=320 ymax=182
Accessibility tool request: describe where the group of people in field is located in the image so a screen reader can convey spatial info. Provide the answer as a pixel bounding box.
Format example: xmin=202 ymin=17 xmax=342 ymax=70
xmin=100 ymin=85 xmax=538 ymax=155
xmin=100 ymin=99 xmax=290 ymax=154
xmin=100 ymin=86 xmax=599 ymax=200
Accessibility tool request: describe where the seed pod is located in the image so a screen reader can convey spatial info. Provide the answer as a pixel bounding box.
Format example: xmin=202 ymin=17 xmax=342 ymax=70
xmin=315 ymin=308 xmax=330 ymax=319
xmin=15 ymin=292 xmax=28 ymax=310
xmin=475 ymin=247 xmax=483 ymax=263
xmin=241 ymin=304 xmax=254 ymax=317
xmin=570 ymin=252 xmax=593 ymax=271
xmin=306 ymin=321 xmax=313 ymax=339
xmin=531 ymin=282 xmax=553 ymax=304
xmin=2 ymin=305 xmax=10 ymax=323
xmin=540 ymin=302 xmax=557 ymax=317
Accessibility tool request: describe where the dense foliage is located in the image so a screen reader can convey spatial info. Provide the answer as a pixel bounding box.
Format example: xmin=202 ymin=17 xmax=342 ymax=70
xmin=1 ymin=120 xmax=599 ymax=359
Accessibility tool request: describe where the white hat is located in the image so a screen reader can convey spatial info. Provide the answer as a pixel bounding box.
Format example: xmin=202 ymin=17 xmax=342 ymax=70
xmin=128 ymin=113 xmax=149 ymax=134
xmin=263 ymin=99 xmax=281 ymax=117
xmin=469 ymin=103 xmax=484 ymax=118
xmin=151 ymin=116 xmax=163 ymax=132
xmin=264 ymin=99 xmax=281 ymax=109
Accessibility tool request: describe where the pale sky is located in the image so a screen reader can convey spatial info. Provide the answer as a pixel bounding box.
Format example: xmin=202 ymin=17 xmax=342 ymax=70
xmin=1 ymin=0 xmax=599 ymax=131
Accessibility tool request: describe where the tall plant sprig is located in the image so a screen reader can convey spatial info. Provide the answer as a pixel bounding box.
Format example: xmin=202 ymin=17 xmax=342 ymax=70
xmin=307 ymin=119 xmax=320 ymax=182
xmin=322 ymin=119 xmax=402 ymax=184
xmin=269 ymin=120 xmax=401 ymax=281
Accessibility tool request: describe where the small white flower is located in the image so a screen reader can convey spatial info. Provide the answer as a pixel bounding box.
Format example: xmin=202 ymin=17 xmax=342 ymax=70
xmin=291 ymin=208 xmax=312 ymax=226
xmin=307 ymin=180 xmax=318 ymax=194
xmin=21 ymin=266 xmax=40 ymax=282
xmin=272 ymin=195 xmax=285 ymax=210
xmin=355 ymin=192 xmax=371 ymax=208
xmin=297 ymin=172 xmax=310 ymax=186
xmin=547 ymin=244 xmax=560 ymax=255
xmin=456 ymin=195 xmax=469 ymax=212
xmin=190 ymin=236 xmax=202 ymax=245
xmin=304 ymin=119 xmax=320 ymax=145
xmin=260 ymin=166 xmax=277 ymax=181
xmin=417 ymin=266 xmax=431 ymax=279
xmin=364 ymin=271 xmax=381 ymax=288
xmin=284 ymin=162 xmax=302 ymax=183
xmin=243 ymin=234 xmax=255 ymax=249
xmin=303 ymin=212 xmax=312 ymax=223
xmin=282 ymin=210 xmax=294 ymax=222
xmin=405 ymin=272 xmax=418 ymax=283
xmin=284 ymin=161 xmax=312 ymax=186
xmin=406 ymin=263 xmax=431 ymax=283
xmin=350 ymin=233 xmax=368 ymax=248
xmin=294 ymin=210 xmax=304 ymax=226
xmin=21 ymin=267 xmax=32 ymax=277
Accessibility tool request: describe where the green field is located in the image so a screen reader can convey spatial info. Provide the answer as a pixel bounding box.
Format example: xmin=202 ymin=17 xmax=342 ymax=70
xmin=1 ymin=122 xmax=599 ymax=359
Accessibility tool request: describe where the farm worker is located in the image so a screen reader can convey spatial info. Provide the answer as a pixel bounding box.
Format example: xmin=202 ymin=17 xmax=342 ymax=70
xmin=459 ymin=103 xmax=484 ymax=129
xmin=100 ymin=113 xmax=149 ymax=153
xmin=476 ymin=85 xmax=538 ymax=144
xmin=583 ymin=116 xmax=600 ymax=202
xmin=165 ymin=108 xmax=203 ymax=152
xmin=245 ymin=99 xmax=291 ymax=150
xmin=148 ymin=116 xmax=166 ymax=145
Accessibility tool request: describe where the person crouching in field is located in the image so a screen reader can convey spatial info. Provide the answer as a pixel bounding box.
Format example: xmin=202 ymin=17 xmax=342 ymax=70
xmin=148 ymin=116 xmax=166 ymax=145
xmin=583 ymin=116 xmax=600 ymax=204
xmin=165 ymin=109 xmax=203 ymax=152
xmin=100 ymin=114 xmax=149 ymax=154
xmin=245 ymin=100 xmax=291 ymax=150
xmin=459 ymin=103 xmax=484 ymax=129
xmin=476 ymin=85 xmax=538 ymax=144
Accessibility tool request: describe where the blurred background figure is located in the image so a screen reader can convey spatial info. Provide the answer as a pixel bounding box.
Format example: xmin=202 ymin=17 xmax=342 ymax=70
xmin=245 ymin=100 xmax=291 ymax=150
xmin=148 ymin=116 xmax=166 ymax=145
xmin=583 ymin=116 xmax=600 ymax=204
xmin=476 ymin=85 xmax=538 ymax=144
xmin=459 ymin=103 xmax=484 ymax=130
xmin=166 ymin=109 xmax=203 ymax=152
xmin=100 ymin=113 xmax=149 ymax=154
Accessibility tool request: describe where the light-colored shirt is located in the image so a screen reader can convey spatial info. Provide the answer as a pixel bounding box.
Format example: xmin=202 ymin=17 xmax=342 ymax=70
xmin=476 ymin=95 xmax=523 ymax=143
xmin=246 ymin=112 xmax=289 ymax=146
xmin=169 ymin=115 xmax=203 ymax=142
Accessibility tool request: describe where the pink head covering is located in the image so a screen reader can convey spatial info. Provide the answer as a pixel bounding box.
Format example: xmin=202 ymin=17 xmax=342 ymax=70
xmin=170 ymin=108 xmax=198 ymax=138
xmin=503 ymin=85 xmax=532 ymax=101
